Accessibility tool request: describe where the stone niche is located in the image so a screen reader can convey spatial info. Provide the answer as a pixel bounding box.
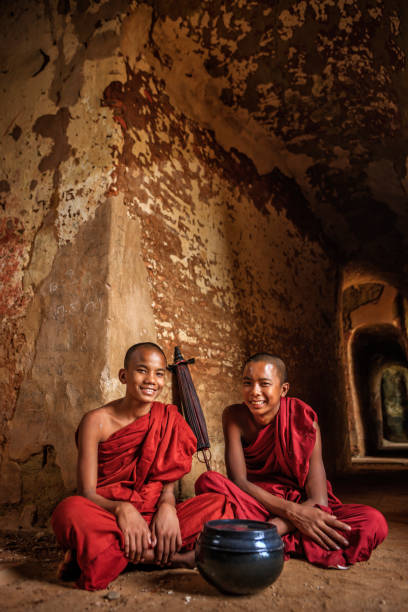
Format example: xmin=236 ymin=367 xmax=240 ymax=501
xmin=341 ymin=278 xmax=408 ymax=461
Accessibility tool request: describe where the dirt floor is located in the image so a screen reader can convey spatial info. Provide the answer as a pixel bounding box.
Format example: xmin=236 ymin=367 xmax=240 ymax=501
xmin=0 ymin=474 xmax=407 ymax=612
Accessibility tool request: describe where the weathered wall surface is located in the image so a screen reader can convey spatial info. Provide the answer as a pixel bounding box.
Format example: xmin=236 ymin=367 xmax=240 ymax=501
xmin=1 ymin=0 xmax=407 ymax=522
xmin=145 ymin=0 xmax=408 ymax=290
xmin=0 ymin=1 xmax=130 ymax=522
xmin=103 ymin=62 xmax=339 ymax=488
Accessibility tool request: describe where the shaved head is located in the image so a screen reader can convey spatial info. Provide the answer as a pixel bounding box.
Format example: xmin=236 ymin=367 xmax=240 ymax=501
xmin=243 ymin=353 xmax=287 ymax=383
xmin=124 ymin=342 xmax=167 ymax=369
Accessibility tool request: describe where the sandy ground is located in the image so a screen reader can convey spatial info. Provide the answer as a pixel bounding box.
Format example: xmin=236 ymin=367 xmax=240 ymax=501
xmin=0 ymin=475 xmax=407 ymax=612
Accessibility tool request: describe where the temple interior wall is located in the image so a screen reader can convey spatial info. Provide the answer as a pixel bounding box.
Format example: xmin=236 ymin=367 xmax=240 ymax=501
xmin=1 ymin=0 xmax=407 ymax=525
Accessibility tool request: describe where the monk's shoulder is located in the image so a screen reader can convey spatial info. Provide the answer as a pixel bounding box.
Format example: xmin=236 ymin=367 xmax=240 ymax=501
xmin=163 ymin=402 xmax=179 ymax=413
xmin=82 ymin=399 xmax=122 ymax=422
xmin=158 ymin=403 xmax=196 ymax=447
xmin=288 ymin=397 xmax=318 ymax=429
xmin=160 ymin=403 xmax=191 ymax=428
xmin=77 ymin=402 xmax=120 ymax=439
xmin=79 ymin=405 xmax=107 ymax=427
xmin=159 ymin=402 xmax=180 ymax=420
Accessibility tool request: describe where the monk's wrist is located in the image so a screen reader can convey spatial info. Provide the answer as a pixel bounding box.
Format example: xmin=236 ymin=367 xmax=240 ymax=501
xmin=157 ymin=500 xmax=176 ymax=511
xmin=283 ymin=501 xmax=299 ymax=521
xmin=113 ymin=501 xmax=132 ymax=516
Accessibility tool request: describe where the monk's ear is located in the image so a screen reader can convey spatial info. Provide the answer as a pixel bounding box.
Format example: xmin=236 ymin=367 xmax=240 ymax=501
xmin=281 ymin=382 xmax=289 ymax=397
xmin=119 ymin=368 xmax=127 ymax=384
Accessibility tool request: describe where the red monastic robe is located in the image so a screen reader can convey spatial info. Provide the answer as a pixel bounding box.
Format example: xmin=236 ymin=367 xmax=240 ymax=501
xmin=195 ymin=397 xmax=388 ymax=568
xmin=52 ymin=402 xmax=233 ymax=590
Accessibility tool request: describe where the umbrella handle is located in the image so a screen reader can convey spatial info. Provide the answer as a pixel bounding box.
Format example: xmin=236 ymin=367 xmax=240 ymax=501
xmin=168 ymin=345 xmax=196 ymax=370
xmin=167 ymin=358 xmax=195 ymax=371
xmin=197 ymin=448 xmax=212 ymax=471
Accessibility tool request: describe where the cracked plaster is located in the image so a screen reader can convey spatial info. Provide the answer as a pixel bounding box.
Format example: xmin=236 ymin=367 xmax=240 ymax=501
xmin=1 ymin=0 xmax=408 ymax=516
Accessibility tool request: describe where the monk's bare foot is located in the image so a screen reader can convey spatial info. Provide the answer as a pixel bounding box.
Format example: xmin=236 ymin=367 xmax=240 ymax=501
xmin=57 ymin=549 xmax=81 ymax=581
xmin=136 ymin=549 xmax=195 ymax=569
xmin=169 ymin=550 xmax=195 ymax=569
xmin=139 ymin=549 xmax=155 ymax=564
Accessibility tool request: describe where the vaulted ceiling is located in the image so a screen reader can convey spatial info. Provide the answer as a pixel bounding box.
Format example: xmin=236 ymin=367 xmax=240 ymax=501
xmin=147 ymin=0 xmax=408 ymax=290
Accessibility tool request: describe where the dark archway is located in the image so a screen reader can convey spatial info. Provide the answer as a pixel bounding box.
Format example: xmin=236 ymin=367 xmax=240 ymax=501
xmin=352 ymin=325 xmax=408 ymax=456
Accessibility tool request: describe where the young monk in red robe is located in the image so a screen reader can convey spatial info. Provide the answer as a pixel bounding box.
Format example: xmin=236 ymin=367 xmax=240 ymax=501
xmin=195 ymin=353 xmax=388 ymax=569
xmin=52 ymin=342 xmax=233 ymax=591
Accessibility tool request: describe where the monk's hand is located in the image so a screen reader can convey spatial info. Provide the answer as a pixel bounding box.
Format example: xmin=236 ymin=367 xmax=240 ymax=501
xmin=151 ymin=502 xmax=182 ymax=566
xmin=114 ymin=502 xmax=152 ymax=563
xmin=286 ymin=503 xmax=351 ymax=551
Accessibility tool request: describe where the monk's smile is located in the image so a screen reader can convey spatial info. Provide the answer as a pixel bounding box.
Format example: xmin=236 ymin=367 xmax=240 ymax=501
xmin=247 ymin=398 xmax=267 ymax=409
xmin=242 ymin=361 xmax=288 ymax=424
xmin=121 ymin=347 xmax=166 ymax=407
xmin=140 ymin=386 xmax=157 ymax=397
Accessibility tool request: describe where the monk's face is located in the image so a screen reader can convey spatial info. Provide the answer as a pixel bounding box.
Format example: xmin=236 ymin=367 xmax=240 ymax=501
xmin=242 ymin=361 xmax=289 ymax=424
xmin=121 ymin=347 xmax=166 ymax=405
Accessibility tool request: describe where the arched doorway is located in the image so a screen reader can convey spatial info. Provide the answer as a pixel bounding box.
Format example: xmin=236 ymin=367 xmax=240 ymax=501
xmin=352 ymin=325 xmax=408 ymax=456
xmin=341 ymin=276 xmax=408 ymax=462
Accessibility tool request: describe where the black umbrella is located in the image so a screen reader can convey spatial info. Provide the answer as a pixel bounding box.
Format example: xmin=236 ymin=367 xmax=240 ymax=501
xmin=168 ymin=346 xmax=212 ymax=470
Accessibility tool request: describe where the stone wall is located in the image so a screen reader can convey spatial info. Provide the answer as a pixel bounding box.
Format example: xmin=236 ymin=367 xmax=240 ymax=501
xmin=2 ymin=0 xmax=407 ymax=523
xmin=102 ymin=63 xmax=340 ymax=489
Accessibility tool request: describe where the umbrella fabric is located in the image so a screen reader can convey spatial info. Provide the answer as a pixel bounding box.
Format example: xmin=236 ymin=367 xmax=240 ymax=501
xmin=169 ymin=347 xmax=211 ymax=470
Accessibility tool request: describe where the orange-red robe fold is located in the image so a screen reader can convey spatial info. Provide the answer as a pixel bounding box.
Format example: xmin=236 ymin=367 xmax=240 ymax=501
xmin=195 ymin=397 xmax=388 ymax=568
xmin=52 ymin=403 xmax=233 ymax=590
xmin=94 ymin=402 xmax=196 ymax=515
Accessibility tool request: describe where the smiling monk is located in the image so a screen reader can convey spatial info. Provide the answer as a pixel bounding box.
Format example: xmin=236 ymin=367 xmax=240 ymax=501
xmin=52 ymin=342 xmax=233 ymax=590
xmin=195 ymin=352 xmax=388 ymax=569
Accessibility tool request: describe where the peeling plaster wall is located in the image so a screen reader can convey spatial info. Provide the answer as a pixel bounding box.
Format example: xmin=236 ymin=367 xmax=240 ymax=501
xmin=146 ymin=0 xmax=408 ymax=288
xmin=6 ymin=203 xmax=111 ymax=504
xmin=103 ymin=62 xmax=340 ymax=490
xmin=0 ymin=1 xmax=129 ymax=520
xmin=4 ymin=0 xmax=406 ymax=519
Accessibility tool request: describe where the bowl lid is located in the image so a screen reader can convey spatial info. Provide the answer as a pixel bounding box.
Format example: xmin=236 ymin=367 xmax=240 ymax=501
xmin=200 ymin=519 xmax=284 ymax=552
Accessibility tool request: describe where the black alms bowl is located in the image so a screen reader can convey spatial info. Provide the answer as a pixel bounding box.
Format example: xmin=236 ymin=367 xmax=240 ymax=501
xmin=196 ymin=519 xmax=284 ymax=596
